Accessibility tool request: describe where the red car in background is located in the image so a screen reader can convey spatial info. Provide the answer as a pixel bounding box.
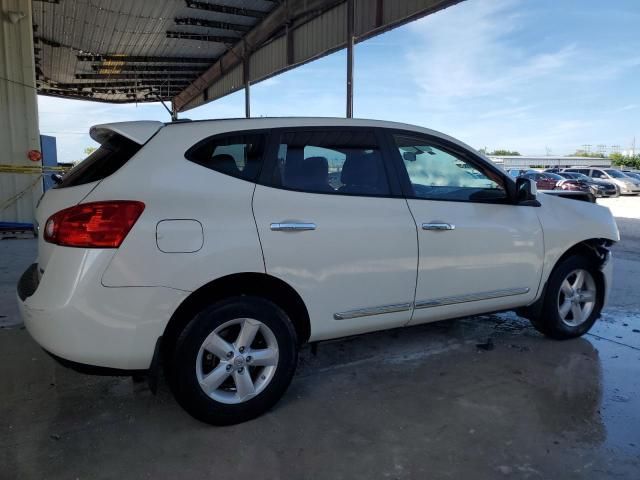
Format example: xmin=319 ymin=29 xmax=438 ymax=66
xmin=521 ymin=171 xmax=591 ymax=192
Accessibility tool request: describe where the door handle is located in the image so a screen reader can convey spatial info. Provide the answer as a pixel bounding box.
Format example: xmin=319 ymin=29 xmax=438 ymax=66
xmin=270 ymin=222 xmax=316 ymax=232
xmin=422 ymin=222 xmax=455 ymax=231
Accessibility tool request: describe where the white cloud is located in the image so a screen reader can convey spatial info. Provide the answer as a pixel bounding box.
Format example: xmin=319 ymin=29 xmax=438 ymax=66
xmin=616 ymin=104 xmax=638 ymax=112
xmin=406 ymin=0 xmax=575 ymax=103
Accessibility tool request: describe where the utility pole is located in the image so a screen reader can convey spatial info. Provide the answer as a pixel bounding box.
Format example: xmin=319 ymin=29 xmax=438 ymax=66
xmin=244 ymin=40 xmax=251 ymax=118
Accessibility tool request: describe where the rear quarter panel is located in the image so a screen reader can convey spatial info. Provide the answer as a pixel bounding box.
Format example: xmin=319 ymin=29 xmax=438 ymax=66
xmin=85 ymin=123 xmax=265 ymax=291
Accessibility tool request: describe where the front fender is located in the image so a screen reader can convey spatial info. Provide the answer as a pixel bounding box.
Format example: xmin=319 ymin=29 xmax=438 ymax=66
xmin=536 ymin=193 xmax=619 ymax=288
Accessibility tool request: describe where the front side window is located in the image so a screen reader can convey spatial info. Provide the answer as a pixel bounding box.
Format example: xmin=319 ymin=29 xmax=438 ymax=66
xmin=186 ymin=133 xmax=265 ymax=181
xmin=271 ymin=129 xmax=390 ymax=196
xmin=591 ymin=170 xmax=607 ymax=179
xmin=393 ymin=135 xmax=507 ymax=202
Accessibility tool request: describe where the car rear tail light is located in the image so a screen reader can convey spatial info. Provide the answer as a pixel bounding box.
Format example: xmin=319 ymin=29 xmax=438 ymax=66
xmin=44 ymin=201 xmax=145 ymax=248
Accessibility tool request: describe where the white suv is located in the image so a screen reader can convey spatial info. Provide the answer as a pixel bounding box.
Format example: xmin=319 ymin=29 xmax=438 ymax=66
xmin=18 ymin=118 xmax=619 ymax=425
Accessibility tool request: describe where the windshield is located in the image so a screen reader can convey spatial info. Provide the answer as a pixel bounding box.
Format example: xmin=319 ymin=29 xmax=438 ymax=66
xmin=544 ymin=172 xmax=564 ymax=180
xmin=572 ymin=173 xmax=591 ymax=181
xmin=604 ymin=169 xmax=629 ymax=179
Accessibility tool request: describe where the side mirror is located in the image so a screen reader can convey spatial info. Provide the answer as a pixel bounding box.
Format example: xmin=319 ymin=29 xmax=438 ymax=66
xmin=51 ymin=173 xmax=63 ymax=185
xmin=516 ymin=177 xmax=537 ymax=203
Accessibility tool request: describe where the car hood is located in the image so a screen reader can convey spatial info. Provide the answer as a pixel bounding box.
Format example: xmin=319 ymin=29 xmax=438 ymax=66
xmin=589 ymin=179 xmax=615 ymax=186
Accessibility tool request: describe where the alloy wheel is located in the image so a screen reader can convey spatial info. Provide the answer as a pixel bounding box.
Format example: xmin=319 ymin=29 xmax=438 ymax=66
xmin=557 ymin=268 xmax=597 ymax=327
xmin=195 ymin=318 xmax=279 ymax=404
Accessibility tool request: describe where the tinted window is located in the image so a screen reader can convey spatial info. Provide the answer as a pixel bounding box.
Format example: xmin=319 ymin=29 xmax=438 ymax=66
xmin=271 ymin=129 xmax=390 ymax=196
xmin=604 ymin=169 xmax=628 ymax=179
xmin=186 ymin=133 xmax=265 ymax=181
xmin=591 ymin=170 xmax=607 ymax=179
xmin=55 ymin=134 xmax=141 ymax=188
xmin=394 ymin=135 xmax=507 ymax=202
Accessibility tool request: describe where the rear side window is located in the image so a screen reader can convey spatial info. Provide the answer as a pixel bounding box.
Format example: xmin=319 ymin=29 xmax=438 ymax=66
xmin=270 ymin=129 xmax=390 ymax=196
xmin=185 ymin=132 xmax=265 ymax=181
xmin=55 ymin=134 xmax=141 ymax=188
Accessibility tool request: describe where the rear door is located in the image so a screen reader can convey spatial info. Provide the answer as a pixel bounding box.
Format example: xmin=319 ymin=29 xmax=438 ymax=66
xmin=386 ymin=131 xmax=543 ymax=325
xmin=252 ymin=127 xmax=418 ymax=341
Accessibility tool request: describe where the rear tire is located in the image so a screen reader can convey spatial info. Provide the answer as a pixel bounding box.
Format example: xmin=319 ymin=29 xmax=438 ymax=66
xmin=529 ymin=255 xmax=602 ymax=339
xmin=171 ymin=296 xmax=298 ymax=425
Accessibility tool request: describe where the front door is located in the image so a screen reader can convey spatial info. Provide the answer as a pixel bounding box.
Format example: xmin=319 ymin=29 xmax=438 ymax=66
xmin=387 ymin=132 xmax=544 ymax=325
xmin=253 ymin=127 xmax=418 ymax=341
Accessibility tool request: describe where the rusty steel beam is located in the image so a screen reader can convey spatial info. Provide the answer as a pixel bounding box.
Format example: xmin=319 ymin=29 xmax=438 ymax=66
xmin=173 ymin=0 xmax=343 ymax=111
xmin=184 ymin=0 xmax=268 ymax=19
xmin=174 ymin=17 xmax=253 ymax=32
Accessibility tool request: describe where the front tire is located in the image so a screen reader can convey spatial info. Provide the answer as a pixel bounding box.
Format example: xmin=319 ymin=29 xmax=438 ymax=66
xmin=529 ymin=255 xmax=602 ymax=339
xmin=171 ymin=296 xmax=298 ymax=425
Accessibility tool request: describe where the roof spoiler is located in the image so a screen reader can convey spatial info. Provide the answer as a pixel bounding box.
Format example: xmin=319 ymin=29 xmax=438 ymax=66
xmin=89 ymin=121 xmax=163 ymax=145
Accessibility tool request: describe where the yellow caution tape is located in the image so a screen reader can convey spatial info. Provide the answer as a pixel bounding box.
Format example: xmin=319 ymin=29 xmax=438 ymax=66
xmin=0 ymin=164 xmax=70 ymax=174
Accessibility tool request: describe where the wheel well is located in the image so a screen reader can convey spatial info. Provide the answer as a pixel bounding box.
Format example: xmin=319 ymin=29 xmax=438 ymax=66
xmin=517 ymin=238 xmax=611 ymax=320
xmin=556 ymin=238 xmax=612 ymax=269
xmin=161 ymin=273 xmax=311 ymax=363
xmin=553 ymin=238 xmax=610 ymax=304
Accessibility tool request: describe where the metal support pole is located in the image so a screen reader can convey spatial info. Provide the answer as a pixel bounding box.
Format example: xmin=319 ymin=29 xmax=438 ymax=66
xmin=170 ymin=100 xmax=178 ymax=121
xmin=244 ymin=56 xmax=251 ymax=118
xmin=346 ymin=0 xmax=354 ymax=118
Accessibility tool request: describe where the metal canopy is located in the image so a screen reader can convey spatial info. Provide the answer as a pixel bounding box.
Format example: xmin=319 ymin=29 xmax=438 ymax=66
xmin=33 ymin=0 xmax=462 ymax=110
xmin=33 ymin=0 xmax=277 ymax=103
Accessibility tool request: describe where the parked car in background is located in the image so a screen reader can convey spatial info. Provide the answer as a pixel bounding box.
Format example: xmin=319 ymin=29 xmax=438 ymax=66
xmin=18 ymin=118 xmax=619 ymax=425
xmin=563 ymin=167 xmax=640 ymax=195
xmin=557 ymin=172 xmax=619 ymax=198
xmin=520 ymin=171 xmax=590 ymax=193
xmin=621 ymin=170 xmax=640 ymax=182
xmin=520 ymin=171 xmax=559 ymax=190
xmin=507 ymin=168 xmax=536 ymax=178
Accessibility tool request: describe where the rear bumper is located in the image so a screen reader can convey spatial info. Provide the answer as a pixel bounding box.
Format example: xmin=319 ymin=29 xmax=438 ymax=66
xmin=17 ymin=249 xmax=189 ymax=370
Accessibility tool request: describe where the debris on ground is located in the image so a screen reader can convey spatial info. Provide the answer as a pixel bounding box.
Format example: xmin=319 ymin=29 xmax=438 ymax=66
xmin=476 ymin=338 xmax=494 ymax=351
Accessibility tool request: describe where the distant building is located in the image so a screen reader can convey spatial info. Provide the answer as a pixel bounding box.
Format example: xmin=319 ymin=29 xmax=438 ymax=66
xmin=488 ymin=156 xmax=612 ymax=170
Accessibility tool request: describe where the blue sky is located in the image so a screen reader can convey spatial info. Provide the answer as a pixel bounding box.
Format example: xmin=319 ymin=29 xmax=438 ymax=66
xmin=38 ymin=0 xmax=640 ymax=163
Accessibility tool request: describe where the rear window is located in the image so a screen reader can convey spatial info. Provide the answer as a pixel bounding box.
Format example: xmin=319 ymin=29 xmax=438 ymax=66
xmin=185 ymin=132 xmax=266 ymax=182
xmin=55 ymin=134 xmax=141 ymax=188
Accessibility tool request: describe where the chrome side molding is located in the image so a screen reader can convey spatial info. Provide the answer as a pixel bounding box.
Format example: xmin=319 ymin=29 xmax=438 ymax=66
xmin=334 ymin=302 xmax=413 ymax=320
xmin=333 ymin=288 xmax=530 ymax=320
xmin=414 ymin=287 xmax=530 ymax=309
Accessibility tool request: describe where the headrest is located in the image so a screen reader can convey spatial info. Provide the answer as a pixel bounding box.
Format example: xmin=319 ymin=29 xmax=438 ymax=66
xmin=211 ymin=154 xmax=240 ymax=176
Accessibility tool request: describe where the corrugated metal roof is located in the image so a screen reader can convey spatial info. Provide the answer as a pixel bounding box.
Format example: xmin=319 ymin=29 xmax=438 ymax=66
xmin=33 ymin=0 xmax=277 ymax=103
xmin=175 ymin=0 xmax=463 ymax=111
xmin=33 ymin=0 xmax=464 ymax=108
